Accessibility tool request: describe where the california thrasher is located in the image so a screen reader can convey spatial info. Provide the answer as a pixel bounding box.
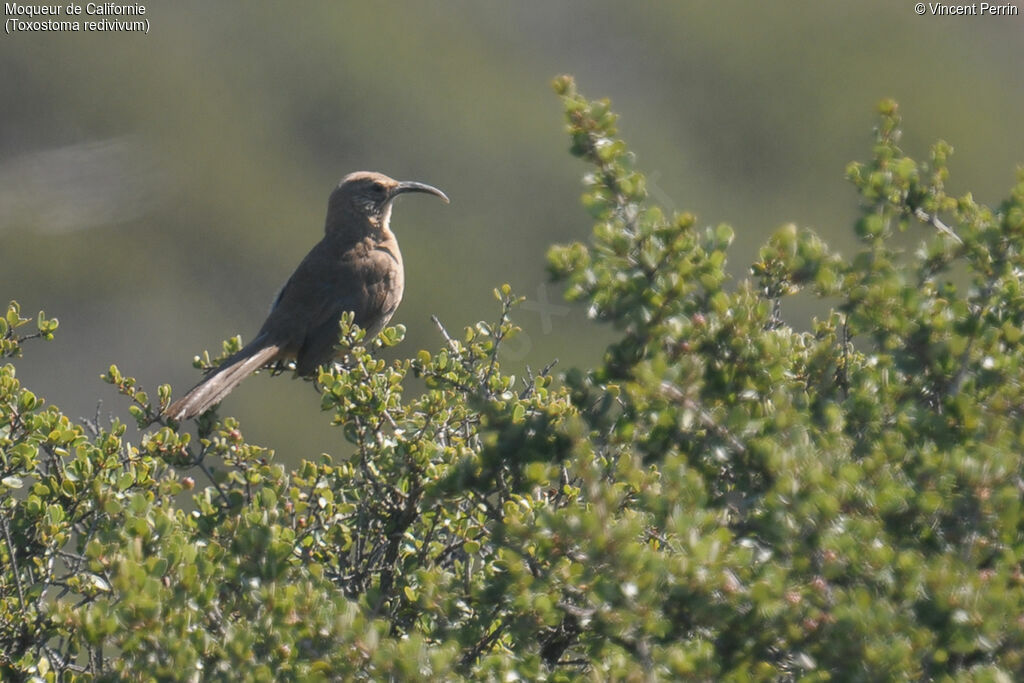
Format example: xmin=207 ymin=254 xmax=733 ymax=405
xmin=166 ymin=171 xmax=448 ymax=420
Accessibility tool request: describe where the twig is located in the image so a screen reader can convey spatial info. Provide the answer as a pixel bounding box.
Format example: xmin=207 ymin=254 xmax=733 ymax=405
xmin=14 ymin=331 xmax=45 ymax=345
xmin=197 ymin=460 xmax=232 ymax=508
xmin=660 ymin=381 xmax=747 ymax=455
xmin=431 ymin=314 xmax=462 ymax=357
xmin=556 ymin=600 xmax=596 ymax=620
xmin=914 ymin=207 xmax=962 ymax=245
xmin=481 ymin=299 xmax=516 ymax=396
xmin=520 ymin=365 xmax=537 ymax=399
xmin=459 ymin=612 xmax=507 ymax=669
xmin=79 ymin=401 xmax=105 ymax=437
xmin=1 ymin=515 xmax=27 ymax=610
xmin=839 ymin=315 xmax=850 ymax=400
xmin=948 ymin=285 xmax=993 ymax=399
xmin=521 ymin=358 xmax=559 ymax=398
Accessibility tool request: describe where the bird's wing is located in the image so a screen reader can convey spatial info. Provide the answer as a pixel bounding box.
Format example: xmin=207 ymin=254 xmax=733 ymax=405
xmin=258 ymin=239 xmax=401 ymax=375
xmin=293 ymin=246 xmax=403 ymax=375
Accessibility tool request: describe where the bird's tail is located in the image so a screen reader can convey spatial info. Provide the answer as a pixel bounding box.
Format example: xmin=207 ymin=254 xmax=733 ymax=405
xmin=166 ymin=343 xmax=281 ymax=420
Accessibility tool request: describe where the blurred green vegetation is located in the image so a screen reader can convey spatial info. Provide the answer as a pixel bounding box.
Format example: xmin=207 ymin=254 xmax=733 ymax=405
xmin=1 ymin=1 xmax=1022 ymax=457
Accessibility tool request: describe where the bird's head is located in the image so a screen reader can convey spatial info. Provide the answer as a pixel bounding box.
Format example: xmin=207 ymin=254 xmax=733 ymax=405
xmin=326 ymin=171 xmax=448 ymax=237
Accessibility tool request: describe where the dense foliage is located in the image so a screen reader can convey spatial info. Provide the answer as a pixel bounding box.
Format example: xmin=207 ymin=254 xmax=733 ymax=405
xmin=3 ymin=77 xmax=1024 ymax=679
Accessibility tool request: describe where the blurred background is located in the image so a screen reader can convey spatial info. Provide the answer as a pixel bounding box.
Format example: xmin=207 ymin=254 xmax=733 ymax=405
xmin=2 ymin=1 xmax=1022 ymax=458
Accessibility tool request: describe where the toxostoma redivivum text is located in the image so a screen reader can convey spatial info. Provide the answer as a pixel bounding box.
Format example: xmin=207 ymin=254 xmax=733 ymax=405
xmin=166 ymin=171 xmax=448 ymax=420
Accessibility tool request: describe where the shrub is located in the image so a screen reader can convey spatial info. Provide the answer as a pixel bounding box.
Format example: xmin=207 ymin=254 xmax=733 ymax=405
xmin=2 ymin=76 xmax=1023 ymax=680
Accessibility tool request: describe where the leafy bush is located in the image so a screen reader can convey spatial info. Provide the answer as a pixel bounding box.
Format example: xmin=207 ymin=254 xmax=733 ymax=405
xmin=3 ymin=76 xmax=1024 ymax=680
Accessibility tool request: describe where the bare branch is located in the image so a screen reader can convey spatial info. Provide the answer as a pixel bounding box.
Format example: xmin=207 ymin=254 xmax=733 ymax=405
xmin=914 ymin=207 xmax=962 ymax=244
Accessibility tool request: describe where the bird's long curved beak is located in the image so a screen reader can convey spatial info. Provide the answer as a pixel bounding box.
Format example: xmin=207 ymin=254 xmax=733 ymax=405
xmin=393 ymin=181 xmax=449 ymax=204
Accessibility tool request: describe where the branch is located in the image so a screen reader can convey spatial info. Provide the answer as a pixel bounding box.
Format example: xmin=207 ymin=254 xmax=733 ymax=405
xmin=1 ymin=514 xmax=27 ymax=611
xmin=431 ymin=314 xmax=463 ymax=358
xmin=914 ymin=207 xmax=962 ymax=244
xmin=660 ymin=381 xmax=747 ymax=455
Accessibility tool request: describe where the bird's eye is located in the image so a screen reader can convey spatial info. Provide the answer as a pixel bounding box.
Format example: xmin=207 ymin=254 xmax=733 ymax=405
xmin=370 ymin=182 xmax=386 ymax=196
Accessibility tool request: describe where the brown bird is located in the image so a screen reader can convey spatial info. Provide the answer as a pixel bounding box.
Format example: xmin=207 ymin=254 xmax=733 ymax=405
xmin=166 ymin=171 xmax=448 ymax=421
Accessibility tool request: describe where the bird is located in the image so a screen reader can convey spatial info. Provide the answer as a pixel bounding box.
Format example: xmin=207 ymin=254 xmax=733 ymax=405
xmin=166 ymin=171 xmax=448 ymax=421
